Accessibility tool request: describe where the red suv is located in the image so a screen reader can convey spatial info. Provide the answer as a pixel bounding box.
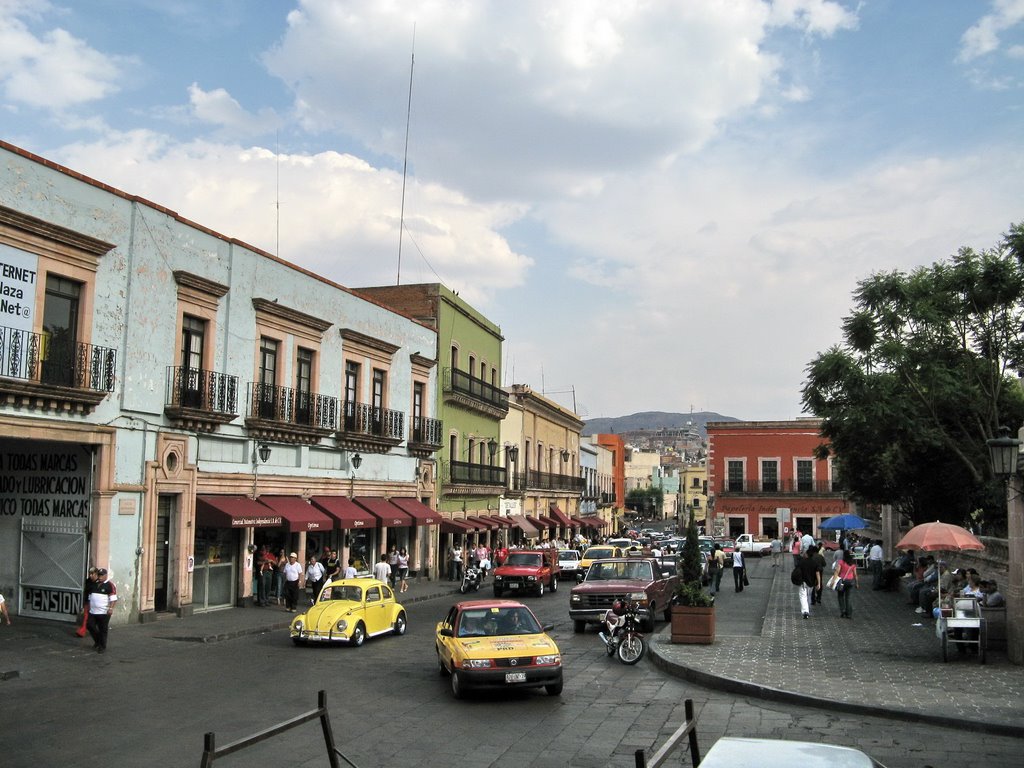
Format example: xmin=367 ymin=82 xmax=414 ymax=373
xmin=492 ymin=550 xmax=560 ymax=598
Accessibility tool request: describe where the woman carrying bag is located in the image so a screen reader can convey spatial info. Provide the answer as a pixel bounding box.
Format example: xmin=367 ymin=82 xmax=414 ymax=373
xmin=834 ymin=549 xmax=859 ymax=619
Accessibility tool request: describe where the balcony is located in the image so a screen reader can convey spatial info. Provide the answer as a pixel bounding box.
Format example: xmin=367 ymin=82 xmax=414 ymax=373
xmin=718 ymin=478 xmax=841 ymax=496
xmin=442 ymin=459 xmax=507 ymax=496
xmin=443 ymin=367 xmax=509 ymax=418
xmin=164 ymin=366 xmax=238 ymax=433
xmin=245 ymin=382 xmax=338 ymax=445
xmin=407 ymin=414 xmax=443 ymax=458
xmin=0 ymin=325 xmax=115 ymax=414
xmin=515 ymin=469 xmax=586 ymax=493
xmin=335 ymin=400 xmax=405 ymax=454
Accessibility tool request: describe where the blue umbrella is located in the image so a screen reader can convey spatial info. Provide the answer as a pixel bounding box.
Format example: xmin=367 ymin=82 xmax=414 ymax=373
xmin=819 ymin=513 xmax=868 ymax=530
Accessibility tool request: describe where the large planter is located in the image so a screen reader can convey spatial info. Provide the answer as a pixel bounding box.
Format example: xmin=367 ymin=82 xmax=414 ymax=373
xmin=670 ymin=604 xmax=715 ymax=644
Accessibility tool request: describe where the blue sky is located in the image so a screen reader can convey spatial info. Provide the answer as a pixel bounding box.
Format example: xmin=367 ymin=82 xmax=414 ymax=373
xmin=2 ymin=0 xmax=1022 ymax=420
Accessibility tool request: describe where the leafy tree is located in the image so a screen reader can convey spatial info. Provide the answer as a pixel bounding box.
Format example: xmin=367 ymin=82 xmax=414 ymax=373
xmin=802 ymin=223 xmax=1024 ymax=534
xmin=680 ymin=509 xmax=702 ymax=584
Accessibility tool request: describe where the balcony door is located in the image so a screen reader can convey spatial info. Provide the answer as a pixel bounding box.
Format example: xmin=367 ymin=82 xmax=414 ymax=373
xmin=295 ymin=348 xmax=313 ymax=425
xmin=344 ymin=361 xmax=360 ymax=430
xmin=371 ymin=368 xmax=385 ymax=435
xmin=41 ymin=275 xmax=80 ymax=387
xmin=258 ymin=337 xmax=278 ymax=418
xmin=180 ymin=315 xmax=205 ymax=408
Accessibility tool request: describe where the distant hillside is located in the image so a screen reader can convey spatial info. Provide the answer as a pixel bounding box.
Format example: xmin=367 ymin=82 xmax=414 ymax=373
xmin=582 ymin=411 xmax=739 ymax=437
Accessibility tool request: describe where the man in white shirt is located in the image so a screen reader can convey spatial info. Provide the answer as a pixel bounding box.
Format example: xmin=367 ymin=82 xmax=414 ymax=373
xmin=343 ymin=558 xmax=358 ymax=579
xmin=305 ymin=555 xmax=326 ymax=604
xmin=87 ymin=568 xmax=117 ymax=653
xmin=868 ymin=539 xmax=885 ymax=590
xmin=373 ymin=553 xmax=392 ymax=584
xmin=282 ymin=552 xmax=303 ymax=612
xmin=800 ymin=530 xmax=815 ymax=553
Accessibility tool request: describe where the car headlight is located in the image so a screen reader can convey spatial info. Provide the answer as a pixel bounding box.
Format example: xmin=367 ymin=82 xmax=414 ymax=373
xmin=336 ymin=619 xmax=348 ymax=632
xmin=570 ymin=594 xmax=581 ymax=603
xmin=461 ymin=658 xmax=494 ymax=669
xmin=494 ymin=575 xmax=503 ymax=581
xmin=628 ymin=591 xmax=648 ymax=603
xmin=534 ymin=654 xmax=561 ymax=666
xmin=527 ymin=575 xmax=537 ymax=581
xmin=292 ymin=620 xmax=303 ymax=632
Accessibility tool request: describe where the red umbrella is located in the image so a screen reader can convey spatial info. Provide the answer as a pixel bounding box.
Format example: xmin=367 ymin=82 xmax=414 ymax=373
xmin=895 ymin=521 xmax=985 ymax=553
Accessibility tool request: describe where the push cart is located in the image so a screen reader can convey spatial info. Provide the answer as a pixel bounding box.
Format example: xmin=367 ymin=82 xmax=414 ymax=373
xmin=938 ymin=597 xmax=986 ymax=664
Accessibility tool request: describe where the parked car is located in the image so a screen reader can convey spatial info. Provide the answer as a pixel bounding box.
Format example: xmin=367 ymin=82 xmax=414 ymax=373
xmin=698 ymin=738 xmax=886 ymax=768
xmin=569 ymin=557 xmax=678 ymax=633
xmin=733 ymin=533 xmax=772 ymax=556
xmin=492 ymin=549 xmax=560 ymax=597
xmin=290 ymin=579 xmax=407 ymax=647
xmin=557 ymin=548 xmax=581 ymax=575
xmin=434 ymin=599 xmax=563 ymax=698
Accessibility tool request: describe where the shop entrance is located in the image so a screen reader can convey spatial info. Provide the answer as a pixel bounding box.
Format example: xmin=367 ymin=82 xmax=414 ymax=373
xmin=193 ymin=526 xmax=237 ymax=611
xmin=20 ymin=520 xmax=88 ymax=623
xmin=154 ymin=495 xmax=175 ymax=611
xmin=728 ymin=517 xmax=747 ymax=538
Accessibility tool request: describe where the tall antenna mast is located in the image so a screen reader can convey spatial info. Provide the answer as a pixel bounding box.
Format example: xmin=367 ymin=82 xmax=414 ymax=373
xmin=275 ymin=132 xmax=281 ymax=257
xmin=396 ymin=24 xmax=416 ymax=285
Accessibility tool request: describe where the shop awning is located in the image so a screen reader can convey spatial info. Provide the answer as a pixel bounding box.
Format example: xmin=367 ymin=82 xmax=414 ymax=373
xmin=538 ymin=515 xmax=560 ymax=528
xmin=571 ymin=516 xmax=588 ymax=526
xmin=196 ymin=495 xmax=284 ymax=528
xmin=485 ymin=515 xmax=513 ymax=528
xmin=388 ymin=497 xmax=439 ymax=525
xmin=508 ymin=515 xmax=540 ymax=537
xmin=578 ymin=515 xmax=610 ymax=529
xmin=257 ymin=496 xmax=333 ymax=533
xmin=310 ymin=496 xmax=377 ymax=530
xmin=526 ymin=515 xmax=549 ymax=530
xmin=548 ymin=505 xmax=575 ymax=528
xmin=441 ymin=518 xmax=474 ymax=534
xmin=466 ymin=515 xmax=497 ymax=529
xmin=353 ymin=496 xmax=413 ymax=528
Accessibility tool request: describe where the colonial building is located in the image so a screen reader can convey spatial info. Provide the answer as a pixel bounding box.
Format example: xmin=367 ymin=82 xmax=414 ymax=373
xmin=706 ymin=419 xmax=850 ymax=539
xmin=0 ymin=141 xmax=442 ymax=624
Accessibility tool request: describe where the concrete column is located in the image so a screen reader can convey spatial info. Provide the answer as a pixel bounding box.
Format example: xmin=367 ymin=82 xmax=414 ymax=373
xmin=1007 ymin=475 xmax=1023 ymax=665
xmin=880 ymin=504 xmax=899 ymax=560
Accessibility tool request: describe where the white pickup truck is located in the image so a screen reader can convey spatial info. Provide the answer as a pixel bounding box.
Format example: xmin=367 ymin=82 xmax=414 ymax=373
xmin=733 ymin=533 xmax=772 ymax=556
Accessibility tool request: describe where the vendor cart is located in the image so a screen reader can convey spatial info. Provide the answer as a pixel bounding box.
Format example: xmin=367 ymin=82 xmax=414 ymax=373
xmin=938 ymin=597 xmax=986 ymax=664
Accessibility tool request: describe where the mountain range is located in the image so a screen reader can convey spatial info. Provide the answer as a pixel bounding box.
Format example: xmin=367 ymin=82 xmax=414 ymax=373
xmin=581 ymin=411 xmax=739 ymax=437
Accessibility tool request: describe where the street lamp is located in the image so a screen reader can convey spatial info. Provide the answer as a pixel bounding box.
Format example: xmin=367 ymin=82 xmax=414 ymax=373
xmin=985 ymin=425 xmax=1023 ymax=666
xmin=349 ymin=452 xmax=362 ymax=498
xmin=987 ymin=426 xmax=1020 ymax=477
xmin=560 ymin=448 xmax=570 ymax=463
xmin=250 ymin=442 xmax=272 ymax=499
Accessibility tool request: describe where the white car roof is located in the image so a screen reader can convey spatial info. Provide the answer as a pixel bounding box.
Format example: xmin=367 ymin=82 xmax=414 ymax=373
xmin=699 ymin=738 xmax=881 ymax=768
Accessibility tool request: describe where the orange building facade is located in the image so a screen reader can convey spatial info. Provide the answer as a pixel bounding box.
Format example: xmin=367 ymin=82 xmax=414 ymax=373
xmin=706 ymin=420 xmax=851 ymax=539
xmin=592 ymin=433 xmax=626 ymax=530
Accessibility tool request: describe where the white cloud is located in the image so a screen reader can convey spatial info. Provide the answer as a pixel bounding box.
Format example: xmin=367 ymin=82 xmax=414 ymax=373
xmin=187 ymin=83 xmax=282 ymax=136
xmin=0 ymin=4 xmax=129 ymax=109
xmin=958 ymin=0 xmax=1024 ymax=62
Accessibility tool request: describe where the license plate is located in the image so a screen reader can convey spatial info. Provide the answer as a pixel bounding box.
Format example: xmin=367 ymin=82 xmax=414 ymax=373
xmin=505 ymin=671 xmax=526 ymax=683
xmin=508 ymin=583 xmax=519 ymax=588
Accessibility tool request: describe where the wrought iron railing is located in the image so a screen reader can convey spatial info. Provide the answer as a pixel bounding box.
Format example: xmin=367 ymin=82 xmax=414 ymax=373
xmin=166 ymin=366 xmax=238 ymax=414
xmin=247 ymin=382 xmax=338 ymax=430
xmin=340 ymin=400 xmax=405 ymax=441
xmin=444 ymin=367 xmax=509 ymax=410
xmin=445 ymin=459 xmax=507 ymax=486
xmin=720 ymin=478 xmax=838 ymax=494
xmin=0 ymin=325 xmax=115 ymax=392
xmin=410 ymin=415 xmax=443 ymax=445
xmin=515 ymin=469 xmax=586 ymax=492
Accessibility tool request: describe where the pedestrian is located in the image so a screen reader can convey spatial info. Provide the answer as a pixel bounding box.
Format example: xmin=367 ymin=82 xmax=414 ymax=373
xmin=800 ymin=529 xmax=815 ymax=554
xmin=796 ymin=546 xmax=820 ymax=619
xmin=274 ymin=548 xmax=287 ymax=605
xmin=769 ymin=536 xmax=782 ymax=568
xmin=387 ymin=545 xmax=400 ymax=588
xmin=282 ymin=552 xmax=302 ymax=612
xmin=708 ymin=543 xmax=725 ymax=595
xmin=86 ymin=568 xmax=117 ymax=653
xmin=450 ymin=544 xmax=463 ymax=582
xmin=343 ymin=557 xmax=358 ymax=579
xmin=396 ymin=547 xmax=410 ymax=592
xmin=305 ymin=555 xmax=325 ymax=605
xmin=0 ymin=589 xmax=11 ymax=625
xmin=811 ymin=544 xmax=827 ymax=605
xmin=791 ymin=532 xmax=802 ymax=567
xmin=324 ymin=548 xmax=341 ymax=581
xmin=76 ymin=566 xmax=99 ymax=637
xmin=868 ymin=539 xmax=885 ymax=589
xmin=257 ymin=551 xmax=274 ymax=606
xmin=373 ymin=552 xmax=392 ymax=584
xmin=732 ymin=549 xmax=746 ymax=593
xmin=834 ymin=548 xmax=859 ymax=619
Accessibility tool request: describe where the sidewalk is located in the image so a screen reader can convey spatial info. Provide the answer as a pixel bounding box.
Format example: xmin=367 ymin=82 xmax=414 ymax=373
xmin=649 ymin=557 xmax=1024 ymax=737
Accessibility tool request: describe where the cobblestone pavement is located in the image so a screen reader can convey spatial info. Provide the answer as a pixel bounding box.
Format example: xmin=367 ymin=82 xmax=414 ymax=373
xmin=649 ymin=557 xmax=1024 ymax=735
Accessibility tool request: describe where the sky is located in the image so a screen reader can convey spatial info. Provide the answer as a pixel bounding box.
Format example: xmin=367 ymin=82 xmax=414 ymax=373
xmin=2 ymin=1 xmax=1022 ymax=422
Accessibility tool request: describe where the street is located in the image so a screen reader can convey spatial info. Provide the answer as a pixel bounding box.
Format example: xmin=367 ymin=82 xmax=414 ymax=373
xmin=2 ymin=584 xmax=1021 ymax=768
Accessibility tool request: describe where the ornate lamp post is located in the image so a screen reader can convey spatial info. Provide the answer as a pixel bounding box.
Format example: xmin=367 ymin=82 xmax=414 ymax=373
xmin=986 ymin=426 xmax=1023 ymax=665
xmin=250 ymin=442 xmax=272 ymax=499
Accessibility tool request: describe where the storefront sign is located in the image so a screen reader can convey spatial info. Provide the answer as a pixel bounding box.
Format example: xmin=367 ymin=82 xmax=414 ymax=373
xmin=231 ymin=516 xmax=282 ymax=527
xmin=22 ymin=586 xmax=82 ymax=617
xmin=0 ymin=243 xmax=39 ymax=332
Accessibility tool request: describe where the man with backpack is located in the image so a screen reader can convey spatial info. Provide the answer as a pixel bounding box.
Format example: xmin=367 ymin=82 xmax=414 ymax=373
xmin=793 ymin=546 xmax=821 ymax=619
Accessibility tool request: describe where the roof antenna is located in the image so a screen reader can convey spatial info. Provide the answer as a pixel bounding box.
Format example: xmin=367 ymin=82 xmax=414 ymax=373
xmin=396 ymin=24 xmax=416 ymax=285
xmin=275 ymin=131 xmax=281 ymax=257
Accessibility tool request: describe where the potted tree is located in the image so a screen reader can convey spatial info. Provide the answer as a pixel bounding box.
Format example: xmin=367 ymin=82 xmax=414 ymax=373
xmin=670 ymin=510 xmax=715 ymax=644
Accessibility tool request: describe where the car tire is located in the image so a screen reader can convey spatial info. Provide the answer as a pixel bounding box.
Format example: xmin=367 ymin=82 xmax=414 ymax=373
xmin=545 ymin=676 xmax=564 ymax=696
xmin=663 ymin=604 xmax=672 ymax=622
xmin=536 ymin=580 xmax=545 ymax=598
xmin=642 ymin=609 xmax=655 ymax=633
xmin=550 ymin=575 xmax=558 ymax=593
xmin=450 ymin=670 xmax=465 ymax=699
xmin=350 ymin=622 xmax=366 ymax=647
xmin=437 ymin=649 xmax=449 ymax=677
xmin=393 ymin=612 xmax=407 ymax=636
xmin=291 ymin=637 xmax=306 ymax=646
xmin=493 ymin=586 xmax=502 ymax=598
xmin=573 ymin=620 xmax=586 ymax=634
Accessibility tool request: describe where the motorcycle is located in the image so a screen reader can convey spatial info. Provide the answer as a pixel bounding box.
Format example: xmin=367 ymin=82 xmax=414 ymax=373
xmin=459 ymin=561 xmax=482 ymax=594
xmin=598 ymin=600 xmax=647 ymax=665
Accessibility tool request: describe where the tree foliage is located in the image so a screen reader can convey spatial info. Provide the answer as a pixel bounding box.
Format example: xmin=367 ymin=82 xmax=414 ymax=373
xmin=801 ymin=223 xmax=1024 ymax=534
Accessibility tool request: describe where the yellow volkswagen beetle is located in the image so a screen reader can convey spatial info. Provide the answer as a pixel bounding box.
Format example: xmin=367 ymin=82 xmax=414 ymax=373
xmin=435 ymin=599 xmax=563 ymax=698
xmin=290 ymin=578 xmax=407 ymax=647
xmin=579 ymin=545 xmax=623 ymax=571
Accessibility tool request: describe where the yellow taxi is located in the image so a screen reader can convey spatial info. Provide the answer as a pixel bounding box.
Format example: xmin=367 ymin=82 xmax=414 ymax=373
xmin=290 ymin=578 xmax=407 ymax=647
xmin=435 ymin=600 xmax=563 ymax=698
xmin=579 ymin=545 xmax=624 ymax=571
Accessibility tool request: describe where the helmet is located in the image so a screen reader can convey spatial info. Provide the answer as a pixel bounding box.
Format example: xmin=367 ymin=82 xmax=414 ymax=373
xmin=612 ymin=599 xmax=627 ymax=616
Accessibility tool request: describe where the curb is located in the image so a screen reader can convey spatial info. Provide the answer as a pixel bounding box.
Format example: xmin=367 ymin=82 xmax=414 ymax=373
xmin=647 ymin=633 xmax=1024 ymax=740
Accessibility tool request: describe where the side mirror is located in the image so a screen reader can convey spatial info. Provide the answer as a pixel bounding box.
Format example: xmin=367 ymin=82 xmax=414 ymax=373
xmin=542 ymin=623 xmax=554 ymax=632
xmin=575 ymin=573 xmax=584 ymax=584
xmin=438 ymin=627 xmax=454 ymax=637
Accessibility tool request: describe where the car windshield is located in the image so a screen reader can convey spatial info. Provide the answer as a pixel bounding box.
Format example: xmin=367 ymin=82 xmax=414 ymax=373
xmin=324 ymin=586 xmax=362 ymax=602
xmin=457 ymin=606 xmax=542 ymax=637
xmin=559 ymin=551 xmax=578 ymax=561
xmin=505 ymin=553 xmax=542 ymax=567
xmin=588 ymin=561 xmax=653 ymax=581
xmin=586 ymin=548 xmax=613 ymax=559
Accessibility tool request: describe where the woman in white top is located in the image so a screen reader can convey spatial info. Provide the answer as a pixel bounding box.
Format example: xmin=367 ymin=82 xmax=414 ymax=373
xmin=396 ymin=547 xmax=410 ymax=593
